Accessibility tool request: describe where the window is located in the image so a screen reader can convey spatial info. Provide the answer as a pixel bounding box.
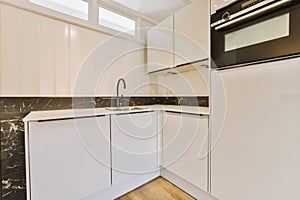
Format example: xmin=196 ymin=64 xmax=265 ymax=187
xmin=27 ymin=0 xmax=140 ymax=38
xmin=29 ymin=0 xmax=88 ymax=20
xmin=98 ymin=7 xmax=136 ymax=35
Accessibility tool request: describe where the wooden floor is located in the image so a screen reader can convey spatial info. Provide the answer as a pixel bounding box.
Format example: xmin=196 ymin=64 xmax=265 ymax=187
xmin=116 ymin=177 xmax=196 ymax=200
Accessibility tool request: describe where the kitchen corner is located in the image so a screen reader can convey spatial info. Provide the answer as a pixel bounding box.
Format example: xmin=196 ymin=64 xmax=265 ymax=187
xmin=0 ymin=96 xmax=208 ymax=199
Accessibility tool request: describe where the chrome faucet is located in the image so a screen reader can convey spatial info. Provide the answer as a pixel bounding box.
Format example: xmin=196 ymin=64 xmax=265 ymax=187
xmin=116 ymin=78 xmax=126 ymax=107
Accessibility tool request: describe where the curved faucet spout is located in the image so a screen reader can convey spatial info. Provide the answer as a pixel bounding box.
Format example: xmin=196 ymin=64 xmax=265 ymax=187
xmin=116 ymin=78 xmax=126 ymax=107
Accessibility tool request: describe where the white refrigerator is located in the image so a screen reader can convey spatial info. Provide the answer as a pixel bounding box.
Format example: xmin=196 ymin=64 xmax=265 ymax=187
xmin=210 ymin=57 xmax=300 ymax=200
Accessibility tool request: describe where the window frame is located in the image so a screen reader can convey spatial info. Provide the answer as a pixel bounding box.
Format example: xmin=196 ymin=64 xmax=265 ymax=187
xmin=24 ymin=0 xmax=142 ymax=40
xmin=28 ymin=0 xmax=89 ymax=21
xmin=98 ymin=5 xmax=137 ymax=36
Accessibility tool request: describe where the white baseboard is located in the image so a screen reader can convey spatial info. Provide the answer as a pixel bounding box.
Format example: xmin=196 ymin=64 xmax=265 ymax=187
xmin=83 ymin=171 xmax=160 ymax=200
xmin=161 ymin=168 xmax=217 ymax=200
xmin=83 ymin=168 xmax=216 ymax=200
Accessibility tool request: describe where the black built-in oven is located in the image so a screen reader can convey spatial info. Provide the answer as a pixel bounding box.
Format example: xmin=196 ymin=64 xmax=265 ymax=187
xmin=211 ymin=0 xmax=300 ymax=69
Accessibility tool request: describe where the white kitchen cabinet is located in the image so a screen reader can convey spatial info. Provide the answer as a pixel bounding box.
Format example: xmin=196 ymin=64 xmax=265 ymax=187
xmin=174 ymin=0 xmax=209 ymax=66
xmin=147 ymin=0 xmax=209 ymax=73
xmin=162 ymin=111 xmax=208 ymax=192
xmin=26 ymin=116 xmax=111 ymax=200
xmin=147 ymin=15 xmax=174 ymax=73
xmin=111 ymin=111 xmax=159 ymax=185
xmin=210 ymin=58 xmax=300 ymax=200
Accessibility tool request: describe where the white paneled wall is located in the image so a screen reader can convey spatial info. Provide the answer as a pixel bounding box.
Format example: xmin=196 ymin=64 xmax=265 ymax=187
xmin=74 ymin=35 xmax=148 ymax=96
xmin=0 ymin=5 xmax=2 ymax=95
xmin=0 ymin=4 xmax=149 ymax=96
xmin=40 ymin=16 xmax=69 ymax=95
xmin=69 ymin=25 xmax=108 ymax=95
xmin=1 ymin=4 xmax=23 ymax=95
xmin=21 ymin=8 xmax=41 ymax=95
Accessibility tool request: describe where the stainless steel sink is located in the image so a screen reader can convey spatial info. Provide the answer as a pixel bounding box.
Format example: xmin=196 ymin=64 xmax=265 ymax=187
xmin=105 ymin=106 xmax=144 ymax=111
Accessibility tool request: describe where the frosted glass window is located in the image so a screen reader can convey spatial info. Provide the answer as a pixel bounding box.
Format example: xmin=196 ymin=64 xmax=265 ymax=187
xmin=99 ymin=7 xmax=136 ymax=35
xmin=225 ymin=13 xmax=290 ymax=52
xmin=29 ymin=0 xmax=88 ymax=20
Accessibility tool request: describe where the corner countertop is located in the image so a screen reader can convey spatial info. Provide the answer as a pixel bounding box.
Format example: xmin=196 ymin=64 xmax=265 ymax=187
xmin=23 ymin=105 xmax=209 ymax=122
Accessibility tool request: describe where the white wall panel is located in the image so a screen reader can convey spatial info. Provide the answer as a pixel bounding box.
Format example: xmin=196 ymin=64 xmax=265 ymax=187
xmin=0 ymin=5 xmax=2 ymax=95
xmin=1 ymin=4 xmax=23 ymax=95
xmin=54 ymin=21 xmax=70 ymax=95
xmin=0 ymin=4 xmax=147 ymax=96
xmin=40 ymin=16 xmax=56 ymax=95
xmin=40 ymin=16 xmax=70 ymax=95
xmin=20 ymin=9 xmax=41 ymax=95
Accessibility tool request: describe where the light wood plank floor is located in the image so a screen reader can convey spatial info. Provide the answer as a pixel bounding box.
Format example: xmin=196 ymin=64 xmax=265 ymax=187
xmin=116 ymin=177 xmax=196 ymax=200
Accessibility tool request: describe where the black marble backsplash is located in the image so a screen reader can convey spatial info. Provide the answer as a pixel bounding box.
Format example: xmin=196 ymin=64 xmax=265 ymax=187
xmin=0 ymin=96 xmax=208 ymax=200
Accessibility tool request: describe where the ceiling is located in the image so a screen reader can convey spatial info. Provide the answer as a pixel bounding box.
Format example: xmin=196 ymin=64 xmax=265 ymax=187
xmin=109 ymin=0 xmax=193 ymax=23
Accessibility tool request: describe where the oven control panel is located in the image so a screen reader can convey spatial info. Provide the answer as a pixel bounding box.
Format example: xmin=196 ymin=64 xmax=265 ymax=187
xmin=242 ymin=0 xmax=265 ymax=9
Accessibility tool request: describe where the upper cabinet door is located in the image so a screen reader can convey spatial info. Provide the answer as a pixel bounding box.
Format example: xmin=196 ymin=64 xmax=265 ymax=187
xmin=147 ymin=15 xmax=174 ymax=73
xmin=174 ymin=0 xmax=209 ymax=66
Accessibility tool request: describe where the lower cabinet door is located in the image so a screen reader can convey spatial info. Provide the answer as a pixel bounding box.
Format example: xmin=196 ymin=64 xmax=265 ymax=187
xmin=28 ymin=116 xmax=111 ymax=200
xmin=111 ymin=111 xmax=159 ymax=185
xmin=162 ymin=112 xmax=208 ymax=191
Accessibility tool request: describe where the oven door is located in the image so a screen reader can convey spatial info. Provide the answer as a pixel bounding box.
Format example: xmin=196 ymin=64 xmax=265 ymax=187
xmin=211 ymin=1 xmax=300 ymax=69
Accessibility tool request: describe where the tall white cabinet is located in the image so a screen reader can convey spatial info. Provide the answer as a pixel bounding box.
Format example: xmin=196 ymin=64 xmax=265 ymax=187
xmin=26 ymin=116 xmax=111 ymax=200
xmin=210 ymin=58 xmax=300 ymax=200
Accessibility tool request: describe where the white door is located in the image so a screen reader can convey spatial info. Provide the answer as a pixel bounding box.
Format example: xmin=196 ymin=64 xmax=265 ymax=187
xmin=28 ymin=116 xmax=111 ymax=200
